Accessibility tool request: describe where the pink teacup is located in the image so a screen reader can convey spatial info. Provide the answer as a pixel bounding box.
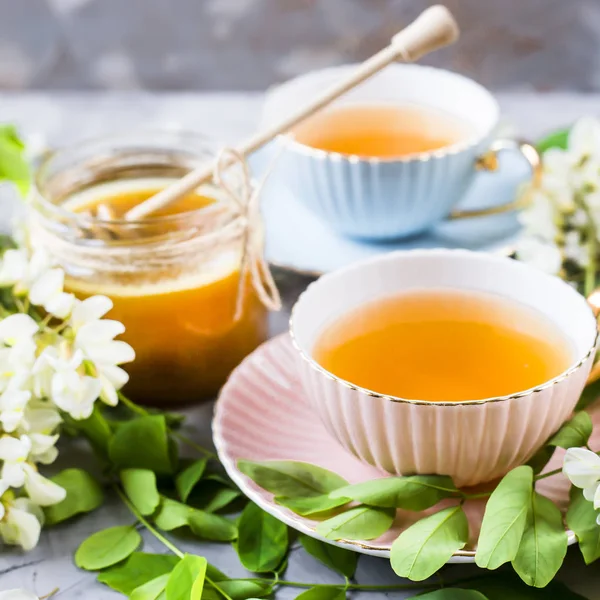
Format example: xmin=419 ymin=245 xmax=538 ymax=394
xmin=290 ymin=249 xmax=598 ymax=487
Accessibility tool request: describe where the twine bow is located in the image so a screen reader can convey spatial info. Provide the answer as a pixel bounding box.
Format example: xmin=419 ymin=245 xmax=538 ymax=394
xmin=213 ymin=148 xmax=282 ymax=320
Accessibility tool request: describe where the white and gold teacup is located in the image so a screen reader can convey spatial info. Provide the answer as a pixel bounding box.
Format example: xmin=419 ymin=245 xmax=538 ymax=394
xmin=290 ymin=249 xmax=598 ymax=487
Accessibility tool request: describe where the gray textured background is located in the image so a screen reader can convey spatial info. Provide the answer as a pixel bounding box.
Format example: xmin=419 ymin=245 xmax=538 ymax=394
xmin=1 ymin=0 xmax=600 ymax=91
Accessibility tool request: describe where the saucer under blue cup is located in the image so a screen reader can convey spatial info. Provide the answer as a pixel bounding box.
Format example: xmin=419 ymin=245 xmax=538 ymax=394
xmin=250 ymin=143 xmax=530 ymax=275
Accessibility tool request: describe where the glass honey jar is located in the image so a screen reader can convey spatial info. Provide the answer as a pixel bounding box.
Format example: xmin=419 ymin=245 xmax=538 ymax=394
xmin=28 ymin=132 xmax=272 ymax=406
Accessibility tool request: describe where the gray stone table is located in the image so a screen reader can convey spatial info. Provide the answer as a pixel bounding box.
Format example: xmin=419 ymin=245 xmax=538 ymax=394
xmin=1 ymin=92 xmax=600 ymax=598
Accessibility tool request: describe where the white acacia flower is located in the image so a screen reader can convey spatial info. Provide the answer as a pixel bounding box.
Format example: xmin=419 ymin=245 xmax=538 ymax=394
xmin=0 ymin=314 xmax=38 ymax=347
xmin=27 ymin=433 xmax=59 ymax=465
xmin=563 ymin=448 xmax=600 ymax=516
xmin=0 ymin=250 xmax=29 ymax=288
xmin=516 ymin=238 xmax=562 ymax=275
xmin=0 ymin=497 xmax=43 ymax=551
xmin=0 ymin=247 xmax=53 ymax=292
xmin=50 ymin=370 xmax=102 ymax=420
xmin=563 ymin=230 xmax=590 ymax=267
xmin=568 ymin=116 xmax=600 ymax=162
xmin=22 ymin=464 xmax=65 ymax=506
xmin=518 ymin=191 xmax=559 ymax=242
xmin=19 ymin=402 xmax=61 ymax=436
xmin=0 ymin=435 xmax=31 ymax=487
xmin=75 ymin=319 xmax=134 ymax=406
xmin=69 ymin=295 xmax=113 ymax=331
xmin=28 ymin=269 xmax=75 ymax=319
xmin=0 ymin=590 xmax=40 ymax=600
xmin=0 ymin=388 xmax=32 ymax=433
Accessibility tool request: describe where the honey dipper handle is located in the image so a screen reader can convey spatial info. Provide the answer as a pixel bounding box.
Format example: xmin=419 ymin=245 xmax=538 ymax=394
xmin=125 ymin=5 xmax=459 ymax=221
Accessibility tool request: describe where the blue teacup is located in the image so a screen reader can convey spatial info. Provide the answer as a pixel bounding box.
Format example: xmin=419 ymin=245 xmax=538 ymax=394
xmin=258 ymin=64 xmax=539 ymax=241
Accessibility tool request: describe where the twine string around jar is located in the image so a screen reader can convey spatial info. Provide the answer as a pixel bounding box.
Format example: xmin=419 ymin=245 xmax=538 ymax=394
xmin=213 ymin=147 xmax=283 ymax=320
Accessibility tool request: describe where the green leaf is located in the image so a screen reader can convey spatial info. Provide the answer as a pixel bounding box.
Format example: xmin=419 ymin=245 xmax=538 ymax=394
xmin=75 ymin=525 xmax=142 ymax=571
xmin=316 ymin=506 xmax=395 ymax=541
xmin=121 ymin=469 xmax=160 ymax=516
xmin=155 ymin=498 xmax=237 ymax=541
xmin=165 ymin=554 xmax=207 ymax=600
xmin=330 ymin=475 xmax=458 ymax=510
xmin=536 ymin=128 xmax=569 ymax=153
xmin=526 ymin=446 xmax=555 ymax=476
xmin=67 ymin=406 xmax=113 ymax=459
xmin=548 ymin=411 xmax=593 ymax=449
xmin=576 ymin=377 xmax=600 ymax=412
xmin=205 ymin=562 xmax=230 ymax=582
xmin=97 ymin=552 xmax=179 ymax=595
xmin=109 ymin=415 xmax=174 ymax=475
xmin=469 ymin=574 xmax=588 ymax=599
xmin=299 ymin=534 xmax=357 ymax=578
xmin=236 ymin=502 xmax=289 ymax=572
xmin=201 ymin=487 xmax=241 ymax=513
xmin=155 ymin=497 xmax=190 ymax=530
xmin=217 ymin=580 xmax=272 ymax=600
xmin=294 ymin=586 xmax=346 ymax=600
xmin=188 ymin=510 xmax=238 ymax=542
xmin=0 ymin=124 xmax=30 ymax=196
xmin=275 ymin=494 xmax=349 ymax=516
xmin=475 ymin=465 xmax=533 ymax=570
xmin=130 ymin=574 xmax=171 ymax=600
xmin=176 ymin=459 xmax=208 ymax=503
xmin=415 ymin=591 xmax=488 ymax=600
xmin=238 ymin=459 xmax=348 ymax=497
xmin=511 ymin=492 xmax=568 ymax=587
xmin=44 ymin=469 xmax=104 ymax=525
xmin=390 ymin=505 xmax=468 ymax=581
xmin=567 ymin=486 xmax=600 ymax=564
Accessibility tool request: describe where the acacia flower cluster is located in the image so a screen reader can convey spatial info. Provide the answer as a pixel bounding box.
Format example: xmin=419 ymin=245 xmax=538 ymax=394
xmin=0 ymin=244 xmax=134 ymax=550
xmin=517 ymin=117 xmax=600 ymax=294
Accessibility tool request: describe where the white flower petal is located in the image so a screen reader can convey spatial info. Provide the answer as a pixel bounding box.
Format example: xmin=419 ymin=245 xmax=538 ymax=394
xmin=71 ymin=295 xmax=113 ymax=329
xmin=28 ymin=248 xmax=52 ymax=281
xmin=584 ymin=482 xmax=599 ymax=502
xmin=51 ymin=371 xmax=101 ymax=420
xmin=21 ymin=406 xmax=62 ymax=434
xmin=563 ymin=447 xmax=600 ymax=489
xmin=569 ymin=116 xmax=600 ymax=159
xmin=516 ymin=238 xmax=562 ymax=275
xmin=0 ymin=250 xmax=28 ymax=286
xmin=102 ymin=364 xmax=129 ymax=388
xmin=0 ymin=314 xmax=38 ymax=345
xmin=88 ymin=341 xmax=135 ymax=366
xmin=23 ymin=464 xmax=66 ymax=506
xmin=28 ymin=269 xmax=64 ymax=307
xmin=0 ymin=435 xmax=31 ymax=462
xmin=0 ymin=500 xmax=42 ymax=551
xmin=1 ymin=462 xmax=26 ymax=488
xmin=44 ymin=292 xmax=75 ymax=319
xmin=77 ymin=320 xmax=126 ymax=344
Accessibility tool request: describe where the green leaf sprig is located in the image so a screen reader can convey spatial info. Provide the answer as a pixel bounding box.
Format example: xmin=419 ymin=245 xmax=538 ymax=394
xmin=49 ymin=379 xmax=599 ymax=600
xmin=0 ymin=124 xmax=30 ymax=196
xmin=238 ymin=408 xmax=600 ymax=593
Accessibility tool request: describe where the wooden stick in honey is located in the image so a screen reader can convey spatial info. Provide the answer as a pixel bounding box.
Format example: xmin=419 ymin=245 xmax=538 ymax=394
xmin=124 ymin=5 xmax=459 ymax=221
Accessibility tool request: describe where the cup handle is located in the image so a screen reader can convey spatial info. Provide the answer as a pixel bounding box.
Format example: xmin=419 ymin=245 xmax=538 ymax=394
xmin=448 ymin=138 xmax=542 ymax=220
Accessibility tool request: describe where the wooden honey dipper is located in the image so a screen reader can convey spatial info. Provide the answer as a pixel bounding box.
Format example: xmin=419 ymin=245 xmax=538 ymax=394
xmin=101 ymin=5 xmax=459 ymax=222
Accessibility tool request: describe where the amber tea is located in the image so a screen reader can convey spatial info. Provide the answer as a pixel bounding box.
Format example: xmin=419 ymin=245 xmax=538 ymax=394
xmin=291 ymin=103 xmax=473 ymax=158
xmin=313 ymin=288 xmax=573 ymax=402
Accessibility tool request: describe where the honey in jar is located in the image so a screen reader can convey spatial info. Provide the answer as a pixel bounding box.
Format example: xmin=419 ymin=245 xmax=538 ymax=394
xmin=30 ymin=133 xmax=270 ymax=406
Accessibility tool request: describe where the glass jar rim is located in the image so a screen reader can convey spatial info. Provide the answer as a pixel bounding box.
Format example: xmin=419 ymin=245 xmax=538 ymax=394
xmin=32 ymin=129 xmax=243 ymax=232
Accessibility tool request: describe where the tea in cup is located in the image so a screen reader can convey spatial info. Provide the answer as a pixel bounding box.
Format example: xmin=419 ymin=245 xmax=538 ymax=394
xmin=290 ymin=249 xmax=597 ymax=486
xmin=260 ymin=64 xmax=539 ymax=240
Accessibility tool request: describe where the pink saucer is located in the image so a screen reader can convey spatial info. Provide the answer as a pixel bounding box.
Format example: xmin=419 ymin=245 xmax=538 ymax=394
xmin=213 ymin=334 xmax=597 ymax=563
